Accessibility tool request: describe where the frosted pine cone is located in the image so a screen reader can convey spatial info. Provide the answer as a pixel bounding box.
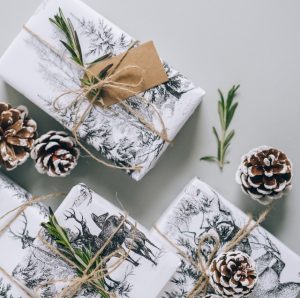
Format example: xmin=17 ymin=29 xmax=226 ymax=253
xmin=236 ymin=146 xmax=292 ymax=205
xmin=204 ymin=295 xmax=223 ymax=298
xmin=209 ymin=251 xmax=257 ymax=298
xmin=0 ymin=102 xmax=37 ymax=170
xmin=31 ymin=131 xmax=80 ymax=177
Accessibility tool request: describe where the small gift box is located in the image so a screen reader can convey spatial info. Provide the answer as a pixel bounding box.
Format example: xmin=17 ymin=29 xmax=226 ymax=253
xmin=0 ymin=0 xmax=205 ymax=181
xmin=13 ymin=183 xmax=180 ymax=297
xmin=152 ymin=177 xmax=300 ymax=298
xmin=0 ymin=173 xmax=48 ymax=297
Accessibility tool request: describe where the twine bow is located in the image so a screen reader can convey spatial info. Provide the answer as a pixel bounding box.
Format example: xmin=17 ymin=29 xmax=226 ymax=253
xmin=154 ymin=203 xmax=273 ymax=297
xmin=35 ymin=213 xmax=137 ymax=298
xmin=22 ymin=25 xmax=172 ymax=173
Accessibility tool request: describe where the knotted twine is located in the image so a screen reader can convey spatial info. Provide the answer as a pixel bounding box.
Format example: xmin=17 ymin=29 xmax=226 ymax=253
xmin=35 ymin=213 xmax=137 ymax=298
xmin=0 ymin=193 xmax=138 ymax=298
xmin=22 ymin=25 xmax=172 ymax=172
xmin=154 ymin=203 xmax=273 ymax=297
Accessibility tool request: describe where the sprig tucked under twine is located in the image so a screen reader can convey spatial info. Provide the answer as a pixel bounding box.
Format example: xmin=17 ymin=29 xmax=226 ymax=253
xmin=22 ymin=11 xmax=172 ymax=173
xmin=154 ymin=203 xmax=272 ymax=297
xmin=0 ymin=192 xmax=138 ymax=298
xmin=35 ymin=211 xmax=137 ymax=298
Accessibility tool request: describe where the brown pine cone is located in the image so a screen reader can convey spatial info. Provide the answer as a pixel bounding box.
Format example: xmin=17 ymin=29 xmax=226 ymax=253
xmin=236 ymin=146 xmax=292 ymax=205
xmin=209 ymin=251 xmax=257 ymax=298
xmin=0 ymin=102 xmax=37 ymax=170
xmin=31 ymin=131 xmax=80 ymax=177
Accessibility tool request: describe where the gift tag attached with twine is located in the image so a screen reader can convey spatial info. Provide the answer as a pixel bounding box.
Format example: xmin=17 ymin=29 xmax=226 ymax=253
xmin=86 ymin=41 xmax=169 ymax=107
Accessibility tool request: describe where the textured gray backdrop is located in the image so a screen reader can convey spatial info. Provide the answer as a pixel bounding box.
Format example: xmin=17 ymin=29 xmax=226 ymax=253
xmin=0 ymin=0 xmax=299 ymax=255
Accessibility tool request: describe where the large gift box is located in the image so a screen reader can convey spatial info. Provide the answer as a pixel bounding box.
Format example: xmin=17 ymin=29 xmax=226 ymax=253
xmin=0 ymin=0 xmax=205 ymax=181
xmin=152 ymin=177 xmax=300 ymax=298
xmin=0 ymin=172 xmax=48 ymax=297
xmin=13 ymin=183 xmax=180 ymax=297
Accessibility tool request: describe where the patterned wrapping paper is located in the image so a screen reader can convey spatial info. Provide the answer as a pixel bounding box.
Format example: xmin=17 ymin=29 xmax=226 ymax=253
xmin=0 ymin=0 xmax=205 ymax=181
xmin=152 ymin=177 xmax=300 ymax=298
xmin=13 ymin=183 xmax=180 ymax=298
xmin=0 ymin=172 xmax=48 ymax=297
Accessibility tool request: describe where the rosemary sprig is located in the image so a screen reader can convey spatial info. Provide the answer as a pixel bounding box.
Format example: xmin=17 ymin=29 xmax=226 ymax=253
xmin=49 ymin=8 xmax=84 ymax=66
xmin=42 ymin=208 xmax=109 ymax=298
xmin=201 ymin=85 xmax=240 ymax=170
xmin=50 ymin=8 xmax=113 ymax=67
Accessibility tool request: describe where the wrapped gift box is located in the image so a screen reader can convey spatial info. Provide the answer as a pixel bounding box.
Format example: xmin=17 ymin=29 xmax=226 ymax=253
xmin=0 ymin=173 xmax=48 ymax=297
xmin=13 ymin=183 xmax=180 ymax=297
xmin=0 ymin=0 xmax=205 ymax=181
xmin=152 ymin=177 xmax=300 ymax=298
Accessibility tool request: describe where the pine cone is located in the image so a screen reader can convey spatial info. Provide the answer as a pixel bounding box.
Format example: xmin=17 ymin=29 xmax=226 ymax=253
xmin=236 ymin=146 xmax=292 ymax=205
xmin=204 ymin=295 xmax=223 ymax=298
xmin=31 ymin=131 xmax=80 ymax=177
xmin=0 ymin=102 xmax=37 ymax=170
xmin=209 ymin=251 xmax=257 ymax=298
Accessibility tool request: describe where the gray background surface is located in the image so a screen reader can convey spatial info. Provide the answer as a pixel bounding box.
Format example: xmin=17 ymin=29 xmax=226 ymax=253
xmin=0 ymin=0 xmax=299 ymax=256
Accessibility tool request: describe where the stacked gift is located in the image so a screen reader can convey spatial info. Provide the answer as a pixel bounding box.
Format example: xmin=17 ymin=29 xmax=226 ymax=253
xmin=12 ymin=183 xmax=179 ymax=297
xmin=152 ymin=177 xmax=300 ymax=298
xmin=0 ymin=172 xmax=48 ymax=297
xmin=0 ymin=0 xmax=205 ymax=181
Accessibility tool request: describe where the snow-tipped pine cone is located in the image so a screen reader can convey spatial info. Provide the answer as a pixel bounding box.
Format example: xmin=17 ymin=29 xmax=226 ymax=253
xmin=0 ymin=102 xmax=37 ymax=170
xmin=31 ymin=131 xmax=80 ymax=177
xmin=209 ymin=251 xmax=257 ymax=298
xmin=204 ymin=295 xmax=223 ymax=298
xmin=236 ymin=146 xmax=292 ymax=205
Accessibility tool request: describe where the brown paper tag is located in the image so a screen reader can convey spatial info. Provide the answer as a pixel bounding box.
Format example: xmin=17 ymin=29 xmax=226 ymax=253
xmin=86 ymin=41 xmax=168 ymax=106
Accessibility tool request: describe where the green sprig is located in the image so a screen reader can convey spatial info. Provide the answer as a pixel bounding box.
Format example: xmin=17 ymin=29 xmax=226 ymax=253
xmin=42 ymin=208 xmax=109 ymax=298
xmin=49 ymin=8 xmax=113 ymax=68
xmin=201 ymin=85 xmax=240 ymax=170
xmin=49 ymin=8 xmax=84 ymax=66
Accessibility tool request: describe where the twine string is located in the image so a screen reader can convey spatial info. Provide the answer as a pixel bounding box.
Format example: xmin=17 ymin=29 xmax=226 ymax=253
xmin=22 ymin=25 xmax=171 ymax=173
xmin=34 ymin=213 xmax=138 ymax=298
xmin=0 ymin=193 xmax=65 ymax=237
xmin=154 ymin=203 xmax=273 ymax=297
xmin=0 ymin=266 xmax=38 ymax=298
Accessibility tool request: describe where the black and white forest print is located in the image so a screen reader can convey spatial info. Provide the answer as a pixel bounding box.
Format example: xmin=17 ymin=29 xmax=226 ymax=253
xmin=0 ymin=173 xmax=48 ymax=298
xmin=13 ymin=184 xmax=179 ymax=298
xmin=154 ymin=178 xmax=300 ymax=298
xmin=0 ymin=0 xmax=204 ymax=180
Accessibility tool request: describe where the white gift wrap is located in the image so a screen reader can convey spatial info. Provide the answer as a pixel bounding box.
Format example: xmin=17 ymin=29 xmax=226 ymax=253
xmin=14 ymin=183 xmax=180 ymax=298
xmin=0 ymin=173 xmax=48 ymax=297
xmin=152 ymin=177 xmax=300 ymax=298
xmin=0 ymin=0 xmax=205 ymax=181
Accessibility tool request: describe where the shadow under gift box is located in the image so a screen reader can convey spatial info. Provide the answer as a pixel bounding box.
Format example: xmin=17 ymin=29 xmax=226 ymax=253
xmin=13 ymin=183 xmax=180 ymax=298
xmin=152 ymin=177 xmax=300 ymax=298
xmin=0 ymin=172 xmax=48 ymax=297
xmin=0 ymin=0 xmax=205 ymax=181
